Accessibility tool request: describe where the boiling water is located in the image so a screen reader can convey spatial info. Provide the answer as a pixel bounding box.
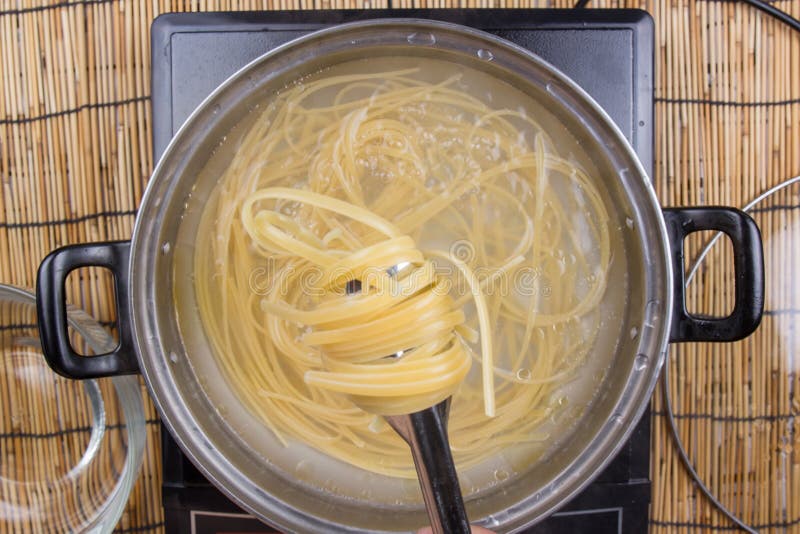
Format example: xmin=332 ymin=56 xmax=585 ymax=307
xmin=172 ymin=55 xmax=633 ymax=505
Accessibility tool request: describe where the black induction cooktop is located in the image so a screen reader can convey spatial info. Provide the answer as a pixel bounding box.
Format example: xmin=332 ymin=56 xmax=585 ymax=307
xmin=151 ymin=9 xmax=654 ymax=533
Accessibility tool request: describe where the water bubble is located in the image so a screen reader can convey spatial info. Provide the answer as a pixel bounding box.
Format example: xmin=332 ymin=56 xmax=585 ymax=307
xmin=484 ymin=515 xmax=501 ymax=527
xmin=592 ymin=370 xmax=607 ymax=384
xmin=644 ymin=300 xmax=660 ymax=327
xmin=610 ymin=413 xmax=624 ymax=425
xmin=161 ymin=242 xmax=171 ymax=255
xmin=407 ymin=32 xmax=436 ymax=45
xmin=625 ymin=217 xmax=634 ymax=229
xmin=544 ymin=481 xmax=561 ymax=495
xmin=629 ymin=326 xmax=639 ymax=339
xmin=211 ymin=104 xmax=221 ymax=115
xmin=169 ymin=351 xmax=178 ymax=363
xmin=295 ymin=459 xmax=311 ymax=478
xmin=477 ymin=49 xmax=494 ymax=61
xmin=516 ymin=368 xmax=532 ymax=381
xmin=494 ymin=469 xmax=509 ymax=482
xmin=633 ymin=354 xmax=649 ymax=371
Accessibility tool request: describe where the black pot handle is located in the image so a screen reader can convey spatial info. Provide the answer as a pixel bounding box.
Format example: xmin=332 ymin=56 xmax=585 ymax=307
xmin=36 ymin=241 xmax=140 ymax=378
xmin=663 ymin=207 xmax=764 ymax=343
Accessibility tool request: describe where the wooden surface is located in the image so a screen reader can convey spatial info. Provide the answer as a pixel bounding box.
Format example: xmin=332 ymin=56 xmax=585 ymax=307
xmin=1 ymin=0 xmax=799 ymax=532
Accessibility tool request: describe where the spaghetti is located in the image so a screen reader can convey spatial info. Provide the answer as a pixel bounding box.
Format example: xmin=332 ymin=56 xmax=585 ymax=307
xmin=193 ymin=61 xmax=612 ymax=478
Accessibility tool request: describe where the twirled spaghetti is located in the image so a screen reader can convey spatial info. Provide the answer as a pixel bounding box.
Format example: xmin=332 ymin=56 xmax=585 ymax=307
xmin=241 ymin=187 xmax=486 ymax=417
xmin=193 ymin=60 xmax=612 ymax=479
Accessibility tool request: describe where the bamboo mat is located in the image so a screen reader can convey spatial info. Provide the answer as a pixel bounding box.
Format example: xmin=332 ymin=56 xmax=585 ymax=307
xmin=0 ymin=0 xmax=798 ymax=532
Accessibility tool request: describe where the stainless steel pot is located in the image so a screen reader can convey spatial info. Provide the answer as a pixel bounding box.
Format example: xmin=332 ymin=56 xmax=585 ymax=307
xmin=35 ymin=20 xmax=763 ymax=533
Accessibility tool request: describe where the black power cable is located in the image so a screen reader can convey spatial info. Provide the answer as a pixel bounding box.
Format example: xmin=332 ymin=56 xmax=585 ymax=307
xmin=663 ymin=1 xmax=798 ymax=531
xmin=567 ymin=0 xmax=799 ymax=531
xmin=574 ymin=0 xmax=800 ymax=34
xmin=739 ymin=0 xmax=800 ymax=32
xmin=666 ymin=3 xmax=798 ymax=532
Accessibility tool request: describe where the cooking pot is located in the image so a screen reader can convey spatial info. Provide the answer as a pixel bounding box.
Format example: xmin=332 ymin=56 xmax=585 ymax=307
xmin=34 ymin=19 xmax=763 ymax=533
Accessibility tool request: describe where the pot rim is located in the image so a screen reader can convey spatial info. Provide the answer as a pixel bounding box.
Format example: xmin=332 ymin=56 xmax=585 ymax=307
xmin=131 ymin=18 xmax=672 ymax=532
